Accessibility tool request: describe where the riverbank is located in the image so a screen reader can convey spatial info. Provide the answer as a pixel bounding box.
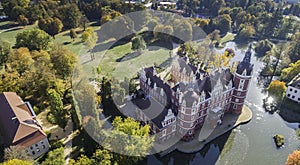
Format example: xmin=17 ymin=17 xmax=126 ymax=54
xmin=156 ymin=105 xmax=252 ymax=156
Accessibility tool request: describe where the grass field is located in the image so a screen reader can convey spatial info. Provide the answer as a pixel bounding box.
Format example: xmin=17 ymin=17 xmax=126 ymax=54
xmin=0 ymin=21 xmax=172 ymax=81
xmin=80 ymin=40 xmax=172 ymax=80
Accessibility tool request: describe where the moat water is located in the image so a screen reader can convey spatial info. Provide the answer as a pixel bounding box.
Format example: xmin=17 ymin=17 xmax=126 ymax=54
xmin=143 ymin=42 xmax=300 ymax=165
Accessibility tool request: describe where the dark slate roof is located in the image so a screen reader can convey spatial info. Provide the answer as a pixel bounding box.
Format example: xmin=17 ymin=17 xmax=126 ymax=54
xmin=132 ymin=97 xmax=176 ymax=129
xmin=237 ymin=44 xmax=254 ymax=76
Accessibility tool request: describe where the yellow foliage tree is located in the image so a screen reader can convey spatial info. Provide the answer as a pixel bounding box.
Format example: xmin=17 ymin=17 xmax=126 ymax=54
xmin=1 ymin=159 xmax=33 ymax=165
xmin=286 ymin=150 xmax=300 ymax=165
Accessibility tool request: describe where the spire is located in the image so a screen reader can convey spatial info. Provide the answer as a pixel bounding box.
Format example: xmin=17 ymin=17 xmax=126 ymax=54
xmin=243 ymin=43 xmax=252 ymax=63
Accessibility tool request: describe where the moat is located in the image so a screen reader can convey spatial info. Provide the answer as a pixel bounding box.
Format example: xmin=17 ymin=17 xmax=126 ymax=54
xmin=142 ymin=42 xmax=300 ymax=165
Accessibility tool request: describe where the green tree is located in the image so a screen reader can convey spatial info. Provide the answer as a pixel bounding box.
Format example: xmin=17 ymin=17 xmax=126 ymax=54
xmin=47 ymin=89 xmax=67 ymax=128
xmin=0 ymin=40 xmax=11 ymax=66
xmin=41 ymin=147 xmax=65 ymax=165
xmin=131 ymin=35 xmax=146 ymax=51
xmin=69 ymin=155 xmax=95 ymax=165
xmin=92 ymin=149 xmax=113 ymax=165
xmin=287 ymin=32 xmax=300 ymax=63
xmin=267 ymin=80 xmax=286 ymax=101
xmin=280 ymin=60 xmax=300 ymax=83
xmin=49 ymin=44 xmax=77 ymax=79
xmin=4 ymin=146 xmax=33 ymax=162
xmin=15 ymin=29 xmax=52 ymax=51
xmin=214 ymin=14 xmax=232 ymax=34
xmin=286 ymin=150 xmax=300 ymax=165
xmin=254 ymin=39 xmax=273 ymax=57
xmin=107 ymin=117 xmax=154 ymax=165
xmin=57 ymin=4 xmax=82 ymax=29
xmin=236 ymin=24 xmax=255 ymax=42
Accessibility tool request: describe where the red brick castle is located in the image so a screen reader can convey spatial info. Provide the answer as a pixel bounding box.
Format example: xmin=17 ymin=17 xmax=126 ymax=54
xmin=134 ymin=44 xmax=253 ymax=142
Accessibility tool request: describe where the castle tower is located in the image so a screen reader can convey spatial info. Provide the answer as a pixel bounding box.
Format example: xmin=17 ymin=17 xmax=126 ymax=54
xmin=177 ymin=87 xmax=199 ymax=141
xmin=230 ymin=44 xmax=254 ymax=114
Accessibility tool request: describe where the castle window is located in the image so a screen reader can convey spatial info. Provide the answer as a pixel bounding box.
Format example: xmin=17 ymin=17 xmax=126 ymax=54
xmin=295 ymin=90 xmax=298 ymax=93
xmin=188 ymin=130 xmax=193 ymax=135
xmin=237 ymin=92 xmax=241 ymax=96
xmin=172 ymin=125 xmax=176 ymax=132
xmin=235 ymin=99 xmax=239 ymax=102
xmin=162 ymin=129 xmax=166 ymax=136
xmin=287 ymin=94 xmax=291 ymax=97
xmin=190 ymin=123 xmax=193 ymax=127
xmin=32 ymin=151 xmax=35 ymax=155
xmin=292 ymin=95 xmax=295 ymax=99
xmin=233 ymin=104 xmax=237 ymax=109
xmin=290 ymin=88 xmax=293 ymax=91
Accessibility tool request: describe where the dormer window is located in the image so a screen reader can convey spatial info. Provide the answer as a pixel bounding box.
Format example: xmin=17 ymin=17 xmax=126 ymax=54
xmin=242 ymin=69 xmax=247 ymax=76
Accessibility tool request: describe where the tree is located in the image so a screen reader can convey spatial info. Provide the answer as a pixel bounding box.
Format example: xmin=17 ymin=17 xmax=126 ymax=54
xmin=38 ymin=17 xmax=64 ymax=37
xmin=255 ymin=39 xmax=273 ymax=57
xmin=208 ymin=30 xmax=221 ymax=44
xmin=57 ymin=4 xmax=82 ymax=29
xmin=131 ymin=35 xmax=146 ymax=51
xmin=47 ymin=89 xmax=67 ymax=128
xmin=280 ymin=60 xmax=300 ymax=83
xmin=107 ymin=117 xmax=154 ymax=165
xmin=69 ymin=155 xmax=95 ymax=165
xmin=214 ymin=14 xmax=232 ymax=34
xmin=92 ymin=149 xmax=113 ymax=165
xmin=1 ymin=159 xmax=33 ymax=165
xmin=267 ymin=80 xmax=286 ymax=101
xmin=6 ymin=48 xmax=34 ymax=74
xmin=153 ymin=24 xmax=174 ymax=42
xmin=0 ymin=40 xmax=11 ymax=66
xmin=236 ymin=24 xmax=255 ymax=42
xmin=286 ymin=150 xmax=300 ymax=165
xmin=41 ymin=147 xmax=65 ymax=165
xmin=15 ymin=29 xmax=52 ymax=51
xmin=17 ymin=15 xmax=29 ymax=26
xmin=70 ymin=29 xmax=77 ymax=41
xmin=287 ymin=32 xmax=300 ymax=63
xmin=49 ymin=44 xmax=77 ymax=79
xmin=4 ymin=146 xmax=33 ymax=162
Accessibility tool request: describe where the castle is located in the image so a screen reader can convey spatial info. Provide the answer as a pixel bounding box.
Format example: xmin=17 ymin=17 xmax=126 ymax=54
xmin=134 ymin=44 xmax=253 ymax=142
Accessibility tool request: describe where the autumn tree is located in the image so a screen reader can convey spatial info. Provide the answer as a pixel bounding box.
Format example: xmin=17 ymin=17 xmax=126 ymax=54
xmin=15 ymin=29 xmax=52 ymax=51
xmin=41 ymin=147 xmax=65 ymax=165
xmin=4 ymin=146 xmax=33 ymax=162
xmin=286 ymin=150 xmax=300 ymax=165
xmin=47 ymin=89 xmax=67 ymax=128
xmin=49 ymin=44 xmax=77 ymax=79
xmin=38 ymin=17 xmax=63 ymax=37
xmin=17 ymin=15 xmax=29 ymax=26
xmin=267 ymin=80 xmax=286 ymax=101
xmin=1 ymin=159 xmax=33 ymax=165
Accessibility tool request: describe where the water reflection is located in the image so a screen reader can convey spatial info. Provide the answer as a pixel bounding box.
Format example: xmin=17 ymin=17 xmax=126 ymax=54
xmin=143 ymin=42 xmax=299 ymax=165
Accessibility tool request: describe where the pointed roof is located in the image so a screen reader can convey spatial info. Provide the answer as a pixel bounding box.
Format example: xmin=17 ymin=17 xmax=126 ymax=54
xmin=0 ymin=92 xmax=47 ymax=147
xmin=236 ymin=44 xmax=254 ymax=76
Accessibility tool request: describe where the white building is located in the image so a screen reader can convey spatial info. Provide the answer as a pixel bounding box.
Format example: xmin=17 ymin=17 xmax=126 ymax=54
xmin=286 ymin=74 xmax=300 ymax=103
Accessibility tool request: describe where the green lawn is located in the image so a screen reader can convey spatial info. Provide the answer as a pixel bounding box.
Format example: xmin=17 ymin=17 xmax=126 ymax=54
xmin=79 ymin=41 xmax=171 ymax=80
xmin=219 ymin=33 xmax=235 ymax=46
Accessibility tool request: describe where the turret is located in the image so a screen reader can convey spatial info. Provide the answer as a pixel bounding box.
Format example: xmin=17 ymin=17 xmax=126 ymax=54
xmin=230 ymin=44 xmax=254 ymax=114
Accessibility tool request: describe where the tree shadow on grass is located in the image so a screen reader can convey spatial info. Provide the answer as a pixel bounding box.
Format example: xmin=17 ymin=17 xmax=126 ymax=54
xmin=94 ymin=38 xmax=131 ymax=53
xmin=0 ymin=22 xmax=18 ymax=30
xmin=148 ymin=40 xmax=173 ymax=51
xmin=115 ymin=51 xmax=142 ymax=62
